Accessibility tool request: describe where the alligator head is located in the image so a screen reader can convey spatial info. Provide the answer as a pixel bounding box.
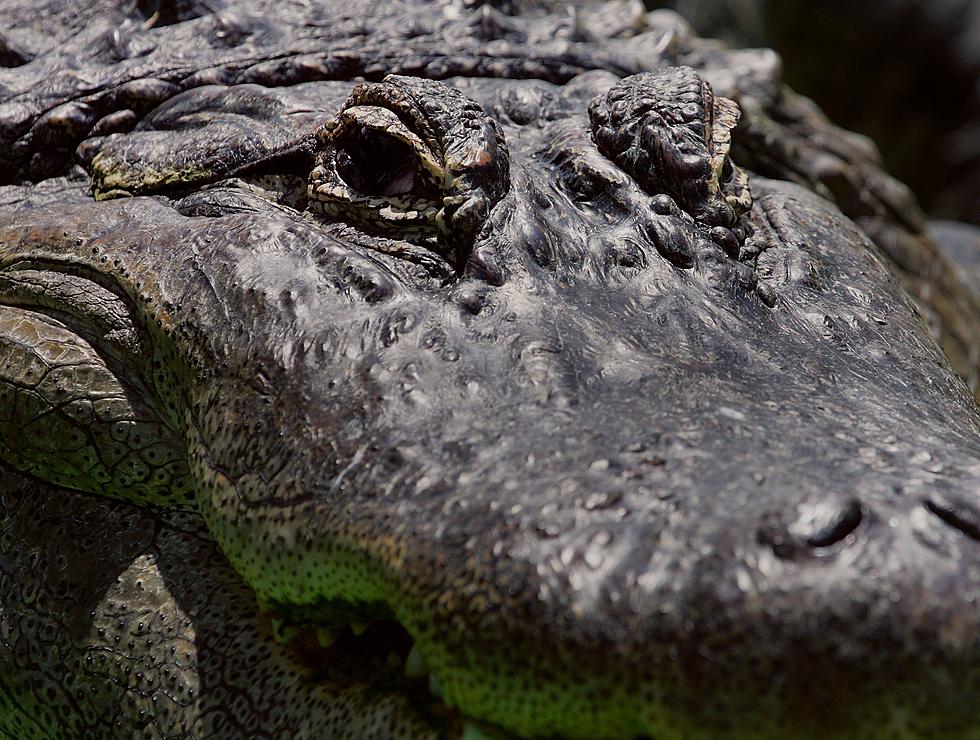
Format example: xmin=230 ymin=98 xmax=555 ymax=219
xmin=1 ymin=1 xmax=979 ymax=738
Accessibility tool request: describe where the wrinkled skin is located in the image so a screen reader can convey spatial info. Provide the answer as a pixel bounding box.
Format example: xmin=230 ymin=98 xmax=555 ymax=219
xmin=1 ymin=1 xmax=979 ymax=738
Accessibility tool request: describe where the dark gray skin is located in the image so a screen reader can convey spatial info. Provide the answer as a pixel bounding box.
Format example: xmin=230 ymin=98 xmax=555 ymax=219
xmin=0 ymin=1 xmax=979 ymax=738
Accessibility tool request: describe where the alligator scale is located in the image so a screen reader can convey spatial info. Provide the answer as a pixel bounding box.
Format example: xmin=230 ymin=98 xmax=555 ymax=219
xmin=0 ymin=1 xmax=978 ymax=738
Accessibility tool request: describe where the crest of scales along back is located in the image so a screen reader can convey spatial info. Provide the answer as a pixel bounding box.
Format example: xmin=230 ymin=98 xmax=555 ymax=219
xmin=0 ymin=1 xmax=978 ymax=738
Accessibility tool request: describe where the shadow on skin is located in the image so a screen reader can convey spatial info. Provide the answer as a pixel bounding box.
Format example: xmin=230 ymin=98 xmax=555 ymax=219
xmin=0 ymin=466 xmax=445 ymax=738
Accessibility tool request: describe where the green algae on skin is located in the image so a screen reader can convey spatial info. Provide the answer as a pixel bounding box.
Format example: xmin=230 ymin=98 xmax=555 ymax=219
xmin=91 ymin=154 xmax=214 ymax=200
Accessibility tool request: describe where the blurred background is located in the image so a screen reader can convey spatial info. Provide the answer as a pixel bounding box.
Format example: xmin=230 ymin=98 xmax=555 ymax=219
xmin=647 ymin=0 xmax=980 ymax=226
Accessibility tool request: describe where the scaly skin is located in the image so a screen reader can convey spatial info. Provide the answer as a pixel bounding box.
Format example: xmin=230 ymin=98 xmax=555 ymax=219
xmin=0 ymin=1 xmax=978 ymax=738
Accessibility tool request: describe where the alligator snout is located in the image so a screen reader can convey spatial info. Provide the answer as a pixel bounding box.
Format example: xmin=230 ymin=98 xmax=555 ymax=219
xmin=260 ymin=424 xmax=979 ymax=739
xmin=372 ymin=443 xmax=980 ymax=738
xmin=183 ymin=226 xmax=980 ymax=738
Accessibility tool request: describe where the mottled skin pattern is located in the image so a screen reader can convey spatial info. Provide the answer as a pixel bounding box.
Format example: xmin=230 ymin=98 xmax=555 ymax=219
xmin=0 ymin=1 xmax=979 ymax=738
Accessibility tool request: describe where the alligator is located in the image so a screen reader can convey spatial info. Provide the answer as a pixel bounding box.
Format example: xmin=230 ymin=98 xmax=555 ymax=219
xmin=0 ymin=1 xmax=979 ymax=738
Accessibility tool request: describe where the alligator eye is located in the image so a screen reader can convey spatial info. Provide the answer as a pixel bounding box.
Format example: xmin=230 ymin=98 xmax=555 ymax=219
xmin=335 ymin=125 xmax=419 ymax=197
xmin=307 ymin=75 xmax=510 ymax=271
xmin=310 ymin=105 xmax=449 ymax=253
xmin=589 ymin=67 xmax=751 ymax=228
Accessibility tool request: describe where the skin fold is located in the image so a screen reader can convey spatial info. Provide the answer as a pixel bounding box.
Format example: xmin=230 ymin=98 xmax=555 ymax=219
xmin=0 ymin=1 xmax=978 ymax=738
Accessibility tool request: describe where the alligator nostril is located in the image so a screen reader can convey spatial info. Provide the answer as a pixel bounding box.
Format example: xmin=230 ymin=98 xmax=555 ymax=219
xmin=759 ymin=498 xmax=865 ymax=559
xmin=796 ymin=498 xmax=864 ymax=548
xmin=604 ymin=238 xmax=647 ymax=271
xmin=924 ymin=494 xmax=980 ymax=542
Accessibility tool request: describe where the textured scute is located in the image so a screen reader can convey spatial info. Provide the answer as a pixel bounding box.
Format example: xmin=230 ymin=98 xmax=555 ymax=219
xmin=0 ymin=297 xmax=195 ymax=507
xmin=0 ymin=1 xmax=978 ymax=739
xmin=87 ymin=82 xmax=355 ymax=199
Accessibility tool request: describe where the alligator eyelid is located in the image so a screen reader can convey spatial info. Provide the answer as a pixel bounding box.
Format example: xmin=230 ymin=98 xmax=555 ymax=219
xmin=342 ymin=82 xmax=442 ymax=155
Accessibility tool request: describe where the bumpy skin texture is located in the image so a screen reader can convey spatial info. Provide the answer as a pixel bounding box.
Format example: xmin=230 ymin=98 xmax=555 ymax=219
xmin=0 ymin=468 xmax=443 ymax=739
xmin=0 ymin=1 xmax=979 ymax=738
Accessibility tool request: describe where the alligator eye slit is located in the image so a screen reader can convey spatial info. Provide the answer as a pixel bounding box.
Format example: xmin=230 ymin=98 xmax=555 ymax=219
xmin=335 ymin=125 xmax=423 ymax=197
xmin=721 ymin=157 xmax=735 ymax=183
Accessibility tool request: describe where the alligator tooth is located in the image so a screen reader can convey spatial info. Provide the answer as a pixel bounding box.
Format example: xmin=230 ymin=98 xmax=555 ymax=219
xmin=350 ymin=620 xmax=369 ymax=636
xmin=404 ymin=645 xmax=428 ymax=678
xmin=428 ymin=673 xmax=448 ymax=703
xmin=271 ymin=618 xmax=299 ymax=643
xmin=461 ymin=721 xmax=497 ymax=740
xmin=385 ymin=651 xmax=403 ymax=671
xmin=316 ymin=626 xmax=340 ymax=648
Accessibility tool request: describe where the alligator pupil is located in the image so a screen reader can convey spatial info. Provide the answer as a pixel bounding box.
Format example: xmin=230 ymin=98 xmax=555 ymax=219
xmin=335 ymin=125 xmax=419 ymax=197
xmin=721 ymin=157 xmax=734 ymax=183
